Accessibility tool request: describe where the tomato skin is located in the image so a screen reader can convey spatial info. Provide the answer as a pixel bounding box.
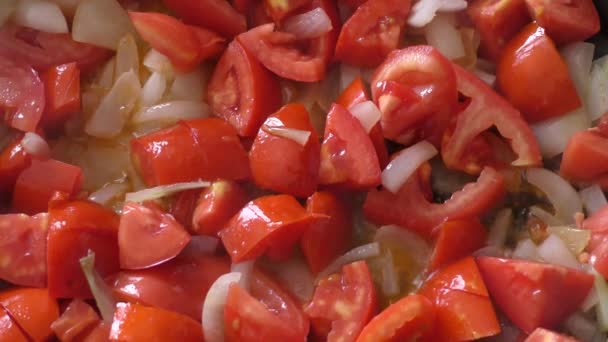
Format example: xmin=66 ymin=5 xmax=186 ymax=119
xmin=51 ymin=299 xmax=100 ymax=341
xmin=12 ymin=158 xmax=83 ymax=215
xmin=161 ymin=0 xmax=246 ymax=38
xmin=110 ymin=302 xmax=204 ymax=341
xmin=581 ymin=207 xmax=608 ymax=279
xmin=356 ymin=294 xmax=435 ymax=342
xmin=249 ymin=104 xmax=321 ymax=197
xmin=76 ymin=321 xmax=110 ymax=342
xmin=130 ymin=118 xmax=250 ymax=186
xmin=189 ymin=26 xmax=226 ymax=61
xmin=40 ymin=62 xmax=80 ymax=132
xmin=207 ymin=40 xmax=282 ymax=137
xmin=428 ymin=219 xmax=488 ymax=271
xmin=0 ymin=56 xmax=44 ymax=132
xmin=560 ymin=131 xmax=608 ymax=186
xmin=0 ymin=138 xmax=31 ymax=194
xmin=47 ymin=199 xmax=120 ymax=298
xmin=524 ymin=328 xmax=579 ymax=342
xmin=525 ymin=0 xmax=599 ymax=45
xmin=335 ymin=0 xmax=411 ymax=68
xmin=0 ymin=288 xmax=59 ymax=341
xmin=497 ymin=23 xmax=580 ymax=123
xmin=0 ymin=306 xmax=28 ymax=342
xmin=191 ymin=180 xmax=248 ymax=236
xmin=476 ymin=257 xmax=594 ymax=334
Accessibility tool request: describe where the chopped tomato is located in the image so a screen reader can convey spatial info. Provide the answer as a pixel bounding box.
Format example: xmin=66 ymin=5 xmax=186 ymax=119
xmin=109 ymin=302 xmax=204 ymax=341
xmin=356 ymin=294 xmax=435 ymax=342
xmin=169 ymin=189 xmax=200 ymax=231
xmin=118 ymin=202 xmax=191 ymax=270
xmin=524 ymin=328 xmax=579 ymax=342
xmin=12 ymin=158 xmax=83 ymax=215
xmin=524 ymin=0 xmax=600 ymax=44
xmin=41 ymin=62 xmax=80 ymax=132
xmin=219 ymin=194 xmax=317 ymax=262
xmin=301 ymin=191 xmax=352 ymax=274
xmin=335 ymin=0 xmax=411 ymax=67
xmin=0 ymin=55 xmax=44 ymax=132
xmin=192 ymin=180 xmax=248 ymax=236
xmin=560 ymin=130 xmax=608 ymax=187
xmin=319 ymin=103 xmax=381 ymax=189
xmin=51 ymin=299 xmax=100 ymax=341
xmin=0 ymin=288 xmax=59 ymax=341
xmin=442 ymin=63 xmax=541 ymax=173
xmin=428 ymin=219 xmax=488 ymax=271
xmin=249 ymin=104 xmax=321 ymax=197
xmin=476 ymin=257 xmax=594 ymax=334
xmin=189 ymin=26 xmax=226 ymax=60
xmin=207 ymin=40 xmax=282 ymax=137
xmin=0 ymin=213 xmax=47 ymax=287
xmin=305 ymin=261 xmax=377 ymax=341
xmin=130 ymin=118 xmax=250 ymax=186
xmin=47 ymin=199 xmax=120 ymax=298
xmin=0 ymin=138 xmax=31 ymax=194
xmin=264 ymin=0 xmax=310 ymax=22
xmin=76 ymin=321 xmax=110 ymax=342
xmin=497 ymin=23 xmax=580 ymax=123
xmin=581 ymin=207 xmax=608 ymax=278
xmin=307 ymin=0 xmax=341 ymax=64
xmin=161 ymin=0 xmax=246 ymax=38
xmin=0 ymin=306 xmax=28 ymax=342
xmin=419 ymin=257 xmax=500 ymax=341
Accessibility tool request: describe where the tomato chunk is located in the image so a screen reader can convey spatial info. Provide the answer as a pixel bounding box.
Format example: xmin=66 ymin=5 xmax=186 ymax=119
xmin=429 ymin=219 xmax=488 ymax=271
xmin=0 ymin=138 xmax=30 ymax=194
xmin=0 ymin=288 xmax=59 ymax=341
xmin=161 ymin=0 xmax=246 ymax=38
xmin=524 ymin=328 xmax=579 ymax=342
xmin=476 ymin=257 xmax=594 ymax=334
xmin=0 ymin=306 xmax=28 ymax=342
xmin=560 ymin=130 xmax=608 ymax=187
xmin=0 ymin=56 xmax=44 ymax=132
xmin=41 ymin=62 xmax=80 ymax=131
xmin=51 ymin=299 xmax=100 ymax=341
xmin=524 ymin=0 xmax=599 ymax=44
xmin=581 ymin=207 xmax=608 ymax=279
xmin=192 ymin=180 xmax=248 ymax=236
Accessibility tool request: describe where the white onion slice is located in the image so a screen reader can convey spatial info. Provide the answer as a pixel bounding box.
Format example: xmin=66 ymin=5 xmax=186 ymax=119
xmin=282 ymin=7 xmax=332 ymax=40
xmin=14 ymin=0 xmax=68 ymax=34
xmin=374 ymin=225 xmax=431 ymax=267
xmin=587 ymin=55 xmax=608 ymax=121
xmin=140 ymin=72 xmax=167 ymax=107
xmin=349 ymin=101 xmax=381 ymax=133
xmin=564 ymin=312 xmax=606 ymax=342
xmin=537 ymin=234 xmax=580 ymax=269
xmin=262 ymin=125 xmax=311 ymax=147
xmin=132 ymin=101 xmax=209 ymax=126
xmin=143 ymin=49 xmax=174 ymax=78
xmin=438 ymin=0 xmax=466 ymax=11
xmin=408 ymin=0 xmax=441 ymax=28
xmin=512 ymin=238 xmax=542 ymax=261
xmin=525 ymin=168 xmax=583 ymax=224
xmin=560 ymin=42 xmax=595 ymax=99
xmin=580 ymin=184 xmax=608 ymax=216
xmin=380 ymin=249 xmax=400 ymax=297
xmin=88 ymin=182 xmax=129 ymax=205
xmin=170 ymin=68 xmax=205 ymax=102
xmin=487 ymin=208 xmax=512 ymax=247
xmin=125 ymin=180 xmax=210 ymax=202
xmin=547 ymin=226 xmax=590 ymax=255
xmin=381 ymin=140 xmax=437 ymax=193
xmin=21 ymin=132 xmax=50 ymax=159
xmin=531 ymin=107 xmax=590 ymax=158
xmin=49 ymin=0 xmax=79 ymax=17
xmin=262 ymin=258 xmax=315 ymax=302
xmin=114 ymin=34 xmax=139 ymax=78
xmin=529 ymin=205 xmax=564 ymax=226
xmin=316 ymin=242 xmax=381 ymax=281
xmin=424 ymin=14 xmax=465 ymax=60
xmin=85 ymin=69 xmax=141 ymax=138
xmin=96 ymin=57 xmax=116 ymax=89
xmin=594 ymin=270 xmax=608 ymax=331
xmin=182 ymin=236 xmax=220 ymax=256
xmin=582 ymin=281 xmax=600 ymax=312
xmin=80 ymin=251 xmax=116 ymax=322
xmin=0 ymin=0 xmax=17 ymax=27
xmin=72 ymin=0 xmax=134 ymax=50
xmin=230 ymin=261 xmax=254 ymax=291
xmin=202 ymin=272 xmax=242 ymax=342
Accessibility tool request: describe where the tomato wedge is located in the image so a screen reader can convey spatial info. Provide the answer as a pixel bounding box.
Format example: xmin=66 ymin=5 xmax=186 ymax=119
xmin=191 ymin=180 xmax=248 ymax=236
xmin=0 ymin=56 xmax=44 ymax=132
xmin=524 ymin=0 xmax=599 ymax=44
xmin=429 ymin=219 xmax=488 ymax=271
xmin=51 ymin=299 xmax=101 ymax=341
xmin=0 ymin=288 xmax=59 ymax=341
xmin=524 ymin=328 xmax=579 ymax=342
xmin=560 ymin=130 xmax=608 ymax=187
xmin=41 ymin=62 xmax=80 ymax=131
xmin=0 ymin=137 xmax=31 ymax=194
xmin=0 ymin=306 xmax=28 ymax=342
xmin=161 ymin=0 xmax=246 ymax=38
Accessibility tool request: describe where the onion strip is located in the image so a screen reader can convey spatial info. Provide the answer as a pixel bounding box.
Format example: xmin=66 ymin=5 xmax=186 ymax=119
xmin=316 ymin=242 xmax=381 ymax=281
xmin=202 ymin=272 xmax=242 ymax=342
xmin=262 ymin=125 xmax=311 ymax=146
xmin=125 ymin=181 xmax=210 ymax=202
xmin=349 ymin=101 xmax=381 ymax=133
xmin=580 ymin=184 xmax=608 ymax=215
xmin=525 ymin=168 xmax=583 ymax=224
xmin=282 ymin=7 xmax=332 ymax=40
xmin=381 ymin=141 xmax=437 ymax=193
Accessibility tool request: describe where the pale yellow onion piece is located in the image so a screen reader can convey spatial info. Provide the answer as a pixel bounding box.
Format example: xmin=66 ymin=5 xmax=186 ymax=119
xmin=262 ymin=124 xmax=311 ymax=147
xmin=537 ymin=234 xmax=581 ymax=269
xmin=88 ymin=182 xmax=129 ymax=206
xmin=560 ymin=42 xmax=595 ymax=99
xmin=140 ymin=72 xmax=167 ymax=107
xmin=14 ymin=0 xmax=68 ymax=34
xmin=85 ymin=70 xmax=141 ymax=138
xmin=125 ymin=181 xmax=210 ymax=202
xmin=202 ymin=272 xmax=242 ymax=342
xmin=424 ymin=13 xmax=465 ymax=60
xmin=525 ymin=168 xmax=583 ymax=224
xmin=72 ymin=0 xmax=134 ymax=50
xmin=21 ymin=132 xmax=50 ymax=159
xmin=49 ymin=0 xmax=79 ymax=17
xmin=531 ymin=107 xmax=591 ymax=159
xmin=170 ymin=68 xmax=205 ymax=102
xmin=580 ymin=184 xmax=608 ymax=215
xmin=0 ymin=0 xmax=17 ymax=27
xmin=512 ymin=238 xmax=541 ymax=261
xmin=143 ymin=49 xmax=174 ymax=78
xmin=587 ymin=55 xmax=608 ymax=121
xmin=132 ymin=100 xmax=209 ymax=126
xmin=374 ymin=225 xmax=431 ymax=267
xmin=381 ymin=140 xmax=437 ymax=193
xmin=315 ymin=242 xmax=381 ymax=282
xmin=96 ymin=57 xmax=116 ymax=90
xmin=115 ymin=34 xmax=139 ymax=78
xmin=547 ymin=226 xmax=590 ymax=255
xmin=349 ymin=100 xmax=381 ymax=133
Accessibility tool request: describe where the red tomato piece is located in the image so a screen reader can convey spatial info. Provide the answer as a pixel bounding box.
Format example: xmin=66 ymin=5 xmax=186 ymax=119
xmin=0 ymin=306 xmax=28 ymax=342
xmin=189 ymin=25 xmax=226 ymax=61
xmin=476 ymin=257 xmax=594 ymax=334
xmin=264 ymin=0 xmax=310 ymax=22
xmin=109 ymin=302 xmax=204 ymax=341
xmin=51 ymin=299 xmax=100 ymax=342
xmin=525 ymin=0 xmax=599 ymax=44
xmin=0 ymin=288 xmax=59 ymax=341
xmin=371 ymin=46 xmax=458 ymax=145
xmin=130 ymin=118 xmax=250 ymax=186
xmin=419 ymin=257 xmax=500 ymax=341
xmin=219 ymin=194 xmax=317 ymax=262
xmin=161 ymin=0 xmax=246 ymax=38
xmin=560 ymin=131 xmax=608 ymax=187
xmin=249 ymin=104 xmax=321 ymax=197
xmin=0 ymin=55 xmax=44 ymax=132
xmin=305 ymin=261 xmax=377 ymax=341
xmin=118 ymin=202 xmax=191 ymax=270
xmin=497 ymin=23 xmax=580 ymax=123
xmin=581 ymin=206 xmax=608 ymax=278
xmin=207 ymin=40 xmax=282 ymax=137
xmin=442 ymin=63 xmax=541 ymax=173
xmin=0 ymin=138 xmax=31 ymax=194
xmin=191 ymin=180 xmax=247 ymax=236
xmin=47 ymin=199 xmax=120 ymax=298
xmin=76 ymin=321 xmax=110 ymax=342
xmin=301 ymin=192 xmax=351 ymax=274
xmin=428 ymin=219 xmax=488 ymax=271
xmin=169 ymin=189 xmax=200 ymax=231
xmin=467 ymin=0 xmax=530 ymax=61
xmin=524 ymin=328 xmax=579 ymax=342
xmin=41 ymin=62 xmax=80 ymax=131
xmin=335 ymin=0 xmax=411 ymax=68
xmin=307 ymin=0 xmax=341 ymax=65
xmin=0 ymin=213 xmax=47 ymax=287
xmin=319 ymin=103 xmax=381 ymax=189
xmin=356 ymin=294 xmax=435 ymax=342
xmin=12 ymin=158 xmax=82 ymax=215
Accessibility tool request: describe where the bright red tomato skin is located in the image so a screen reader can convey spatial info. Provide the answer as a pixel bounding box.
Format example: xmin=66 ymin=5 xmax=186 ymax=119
xmin=525 ymin=0 xmax=599 ymax=45
xmin=191 ymin=180 xmax=248 ymax=236
xmin=190 ymin=26 xmax=226 ymax=60
xmin=0 ymin=56 xmax=44 ymax=132
xmin=41 ymin=62 xmax=80 ymax=131
xmin=0 ymin=288 xmax=59 ymax=341
xmin=0 ymin=306 xmax=28 ymax=342
xmin=0 ymin=138 xmax=31 ymax=194
xmin=429 ymin=219 xmax=488 ymax=271
xmin=161 ymin=0 xmax=246 ymax=38
xmin=560 ymin=131 xmax=608 ymax=187
xmin=51 ymin=299 xmax=101 ymax=341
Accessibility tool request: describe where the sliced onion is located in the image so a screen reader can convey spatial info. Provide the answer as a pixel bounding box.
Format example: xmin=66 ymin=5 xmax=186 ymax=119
xmin=560 ymin=42 xmax=595 ymax=99
xmin=424 ymin=14 xmax=465 ymax=60
xmin=374 ymin=225 xmax=431 ymax=267
xmin=14 ymin=0 xmax=68 ymax=34
xmin=594 ymin=269 xmax=608 ymax=331
xmin=96 ymin=57 xmax=116 ymax=90
xmin=580 ymin=184 xmax=608 ymax=215
xmin=380 ymin=249 xmax=400 ymax=297
xmin=230 ymin=261 xmax=254 ymax=291
xmin=88 ymin=182 xmax=129 ymax=205
xmin=85 ymin=69 xmax=141 ymax=138
xmin=529 ymin=205 xmax=564 ymax=226
xmin=582 ymin=279 xmax=599 ymax=312
xmin=132 ymin=100 xmax=209 ymax=126
xmin=537 ymin=234 xmax=580 ymax=269
xmin=587 ymin=55 xmax=608 ymax=121
xmin=487 ymin=208 xmax=512 ymax=247
xmin=202 ymin=272 xmax=242 ymax=342
xmin=565 ymin=312 xmax=606 ymax=342
xmin=181 ymin=236 xmax=220 ymax=256
xmin=525 ymin=168 xmax=583 ymax=224
xmin=531 ymin=107 xmax=591 ymax=158
xmin=143 ymin=49 xmax=174 ymax=78
xmin=140 ymin=72 xmax=167 ymax=107
xmin=472 ymin=68 xmax=496 ymax=87
xmin=261 ymin=258 xmax=315 ymax=302
xmin=381 ymin=140 xmax=437 ymax=193
xmin=349 ymin=101 xmax=381 ymax=133
xmin=125 ymin=180 xmax=210 ymax=202
xmin=72 ymin=0 xmax=134 ymax=50
xmin=0 ymin=0 xmax=17 ymax=27
xmin=80 ymin=250 xmax=116 ymax=322
xmin=512 ymin=238 xmax=542 ymax=261
xmin=438 ymin=0 xmax=466 ymax=12
xmin=408 ymin=0 xmax=441 ymax=28
xmin=21 ymin=132 xmax=50 ymax=158
xmin=49 ymin=0 xmax=79 ymax=17
xmin=282 ymin=7 xmax=332 ymax=40
xmin=262 ymin=125 xmax=311 ymax=146
xmin=316 ymin=242 xmax=381 ymax=281
xmin=547 ymin=226 xmax=590 ymax=255
xmin=114 ymin=34 xmax=139 ymax=78
xmin=170 ymin=68 xmax=205 ymax=102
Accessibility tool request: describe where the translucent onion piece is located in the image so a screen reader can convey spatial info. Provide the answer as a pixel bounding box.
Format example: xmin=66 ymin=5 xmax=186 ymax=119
xmin=21 ymin=132 xmax=50 ymax=158
xmin=560 ymin=42 xmax=595 ymax=99
xmin=125 ymin=181 xmax=210 ymax=202
xmin=132 ymin=100 xmax=209 ymax=126
xmin=531 ymin=107 xmax=590 ymax=158
xmin=143 ymin=49 xmax=174 ymax=78
xmin=88 ymin=182 xmax=129 ymax=205
xmin=49 ymin=0 xmax=79 ymax=17
xmin=72 ymin=0 xmax=134 ymax=50
xmin=588 ymin=55 xmax=608 ymax=121
xmin=380 ymin=249 xmax=400 ymax=297
xmin=594 ymin=270 xmax=608 ymax=331
xmin=547 ymin=226 xmax=590 ymax=255
xmin=85 ymin=69 xmax=141 ymax=138
xmin=582 ymin=280 xmax=599 ymax=312
xmin=170 ymin=68 xmax=205 ymax=102
xmin=381 ymin=140 xmax=437 ymax=193
xmin=374 ymin=225 xmax=431 ymax=267
xmin=580 ymin=184 xmax=608 ymax=215
xmin=80 ymin=250 xmax=116 ymax=322
xmin=424 ymin=14 xmax=465 ymax=60
xmin=14 ymin=0 xmax=68 ymax=34
xmin=537 ymin=234 xmax=580 ymax=269
xmin=114 ymin=34 xmax=139 ymax=78
xmin=565 ymin=312 xmax=606 ymax=342
xmin=140 ymin=72 xmax=167 ymax=107
xmin=349 ymin=100 xmax=381 ymax=133
xmin=408 ymin=0 xmax=441 ymax=28
xmin=487 ymin=208 xmax=512 ymax=247
xmin=438 ymin=0 xmax=466 ymax=12
xmin=262 ymin=125 xmax=311 ymax=146
xmin=0 ymin=0 xmax=17 ymax=27
xmin=529 ymin=205 xmax=564 ymax=227
xmin=282 ymin=7 xmax=332 ymax=40
xmin=230 ymin=261 xmax=254 ymax=291
xmin=525 ymin=168 xmax=583 ymax=224
xmin=96 ymin=57 xmax=116 ymax=89
xmin=316 ymin=242 xmax=381 ymax=281
xmin=512 ymin=238 xmax=541 ymax=261
xmin=262 ymin=258 xmax=315 ymax=302
xmin=202 ymin=272 xmax=242 ymax=342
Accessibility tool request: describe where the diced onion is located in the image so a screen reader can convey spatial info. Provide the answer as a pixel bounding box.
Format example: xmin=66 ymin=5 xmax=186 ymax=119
xmin=349 ymin=101 xmax=381 ymax=133
xmin=85 ymin=69 xmax=141 ymax=138
xmin=14 ymin=0 xmax=68 ymax=34
xmin=72 ymin=0 xmax=134 ymax=50
xmin=424 ymin=14 xmax=465 ymax=60
xmin=261 ymin=258 xmax=315 ymax=302
xmin=21 ymin=132 xmax=50 ymax=158
xmin=143 ymin=49 xmax=174 ymax=78
xmin=547 ymin=226 xmax=590 ymax=255
xmin=125 ymin=181 xmax=210 ymax=202
xmin=580 ymin=184 xmax=608 ymax=215
xmin=262 ymin=125 xmax=311 ymax=146
xmin=132 ymin=101 xmax=209 ymax=126
xmin=525 ymin=168 xmax=583 ymax=224
xmin=114 ymin=34 xmax=139 ymax=78
xmin=316 ymin=242 xmax=381 ymax=281
xmin=381 ymin=140 xmax=437 ymax=193
xmin=512 ymin=238 xmax=541 ymax=261
xmin=487 ymin=208 xmax=512 ymax=247
xmin=529 ymin=205 xmax=564 ymax=227
xmin=88 ymin=182 xmax=129 ymax=205
xmin=560 ymin=42 xmax=595 ymax=99
xmin=582 ymin=279 xmax=599 ymax=312
xmin=170 ymin=68 xmax=205 ymax=102
xmin=181 ymin=236 xmax=220 ymax=256
xmin=80 ymin=251 xmax=116 ymax=322
xmin=96 ymin=57 xmax=116 ymax=89
xmin=438 ymin=0 xmax=466 ymax=11
xmin=230 ymin=261 xmax=254 ymax=291
xmin=594 ymin=269 xmax=608 ymax=331
xmin=380 ymin=249 xmax=400 ymax=297
xmin=531 ymin=107 xmax=591 ymax=158
xmin=202 ymin=272 xmax=242 ymax=342
xmin=564 ymin=312 xmax=606 ymax=342
xmin=140 ymin=72 xmax=166 ymax=107
xmin=537 ymin=234 xmax=581 ymax=269
xmin=407 ymin=0 xmax=466 ymax=28
xmin=282 ymin=7 xmax=332 ymax=40
xmin=587 ymin=55 xmax=608 ymax=121
xmin=0 ymin=0 xmax=17 ymax=27
xmin=49 ymin=0 xmax=79 ymax=17
xmin=374 ymin=225 xmax=431 ymax=267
